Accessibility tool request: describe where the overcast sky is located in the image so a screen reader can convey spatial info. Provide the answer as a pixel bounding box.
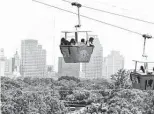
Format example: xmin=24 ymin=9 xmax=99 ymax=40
xmin=0 ymin=0 xmax=154 ymax=71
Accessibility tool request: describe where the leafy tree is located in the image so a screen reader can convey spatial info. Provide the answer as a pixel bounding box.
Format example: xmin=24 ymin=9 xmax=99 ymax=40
xmin=73 ymin=90 xmax=90 ymax=101
xmin=59 ymin=86 xmax=73 ymax=100
xmin=58 ymin=76 xmax=80 ymax=83
xmin=111 ymin=69 xmax=132 ymax=89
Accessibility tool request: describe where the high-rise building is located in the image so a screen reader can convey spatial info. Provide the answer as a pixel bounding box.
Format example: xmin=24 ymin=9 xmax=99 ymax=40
xmin=21 ymin=39 xmax=46 ymax=77
xmin=12 ymin=50 xmax=21 ymax=77
xmin=102 ymin=50 xmax=124 ymax=78
xmin=58 ymin=57 xmax=80 ymax=77
xmin=46 ymin=65 xmax=57 ymax=79
xmin=4 ymin=50 xmax=21 ymax=77
xmin=0 ymin=49 xmax=6 ymax=76
xmin=46 ymin=65 xmax=54 ymax=73
xmin=5 ymin=58 xmax=13 ymax=76
xmin=81 ymin=37 xmax=103 ymax=79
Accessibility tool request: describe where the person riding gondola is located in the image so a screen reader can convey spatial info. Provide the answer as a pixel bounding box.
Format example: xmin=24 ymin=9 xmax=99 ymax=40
xmin=60 ymin=37 xmax=69 ymax=45
xmin=139 ymin=65 xmax=145 ymax=73
xmin=69 ymin=38 xmax=76 ymax=45
xmin=89 ymin=37 xmax=94 ymax=46
xmin=77 ymin=38 xmax=86 ymax=46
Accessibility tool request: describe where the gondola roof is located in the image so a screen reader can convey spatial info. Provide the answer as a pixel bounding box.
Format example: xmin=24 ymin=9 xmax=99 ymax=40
xmin=61 ymin=31 xmax=92 ymax=33
xmin=132 ymin=60 xmax=154 ymax=63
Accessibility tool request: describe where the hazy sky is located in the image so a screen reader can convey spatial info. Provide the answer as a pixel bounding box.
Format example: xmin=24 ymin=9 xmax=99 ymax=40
xmin=1 ymin=0 xmax=154 ymax=71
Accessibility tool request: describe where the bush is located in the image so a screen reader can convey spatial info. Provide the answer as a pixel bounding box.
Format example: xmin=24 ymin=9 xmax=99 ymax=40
xmin=110 ymin=69 xmax=132 ymax=89
xmin=58 ymin=76 xmax=80 ymax=83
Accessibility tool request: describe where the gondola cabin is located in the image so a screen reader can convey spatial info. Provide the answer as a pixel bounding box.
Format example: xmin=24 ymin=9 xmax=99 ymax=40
xmin=60 ymin=31 xmax=94 ymax=63
xmin=130 ymin=60 xmax=154 ymax=90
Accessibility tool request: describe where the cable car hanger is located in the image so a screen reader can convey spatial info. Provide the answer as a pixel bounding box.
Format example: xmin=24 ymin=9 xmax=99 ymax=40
xmin=71 ymin=2 xmax=82 ymax=29
xmin=142 ymin=34 xmax=152 ymax=59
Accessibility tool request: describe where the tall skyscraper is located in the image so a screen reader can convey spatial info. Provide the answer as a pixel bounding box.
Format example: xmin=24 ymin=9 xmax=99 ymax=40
xmin=81 ymin=36 xmax=103 ymax=79
xmin=0 ymin=49 xmax=6 ymax=76
xmin=102 ymin=50 xmax=124 ymax=78
xmin=58 ymin=57 xmax=80 ymax=77
xmin=12 ymin=50 xmax=21 ymax=77
xmin=5 ymin=58 xmax=13 ymax=76
xmin=21 ymin=39 xmax=46 ymax=77
xmin=4 ymin=50 xmax=20 ymax=77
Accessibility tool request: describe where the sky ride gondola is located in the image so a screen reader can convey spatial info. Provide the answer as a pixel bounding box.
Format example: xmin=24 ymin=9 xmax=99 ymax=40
xmin=60 ymin=2 xmax=95 ymax=63
xmin=130 ymin=34 xmax=154 ymax=90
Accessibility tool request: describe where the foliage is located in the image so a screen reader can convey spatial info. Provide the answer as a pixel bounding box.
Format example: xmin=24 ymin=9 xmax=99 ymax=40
xmin=58 ymin=76 xmax=80 ymax=83
xmin=110 ymin=69 xmax=132 ymax=89
xmin=1 ymin=72 xmax=154 ymax=114
xmin=84 ymin=89 xmax=154 ymax=114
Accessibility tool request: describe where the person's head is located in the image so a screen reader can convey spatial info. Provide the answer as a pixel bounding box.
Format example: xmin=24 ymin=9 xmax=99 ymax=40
xmin=61 ymin=37 xmax=66 ymax=45
xmin=140 ymin=66 xmax=145 ymax=73
xmin=70 ymin=38 xmax=76 ymax=45
xmin=89 ymin=37 xmax=94 ymax=43
xmin=140 ymin=66 xmax=144 ymax=70
xmin=61 ymin=37 xmax=65 ymax=42
xmin=70 ymin=38 xmax=75 ymax=43
xmin=81 ymin=38 xmax=85 ymax=43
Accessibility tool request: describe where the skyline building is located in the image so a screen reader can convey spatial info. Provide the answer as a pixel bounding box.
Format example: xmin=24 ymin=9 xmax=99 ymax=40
xmin=58 ymin=57 xmax=80 ymax=78
xmin=12 ymin=50 xmax=20 ymax=77
xmin=102 ymin=50 xmax=124 ymax=78
xmin=81 ymin=37 xmax=103 ymax=79
xmin=0 ymin=48 xmax=6 ymax=76
xmin=5 ymin=58 xmax=13 ymax=76
xmin=4 ymin=50 xmax=21 ymax=77
xmin=46 ymin=65 xmax=57 ymax=79
xmin=20 ymin=39 xmax=46 ymax=77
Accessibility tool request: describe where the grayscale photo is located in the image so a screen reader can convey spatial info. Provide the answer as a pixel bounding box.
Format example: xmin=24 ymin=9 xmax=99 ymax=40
xmin=0 ymin=0 xmax=154 ymax=113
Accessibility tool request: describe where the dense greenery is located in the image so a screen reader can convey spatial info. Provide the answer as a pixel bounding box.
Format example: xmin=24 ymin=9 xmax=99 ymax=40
xmin=1 ymin=69 xmax=154 ymax=114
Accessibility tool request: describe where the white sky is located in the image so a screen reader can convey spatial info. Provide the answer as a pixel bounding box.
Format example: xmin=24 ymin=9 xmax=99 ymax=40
xmin=0 ymin=0 xmax=154 ymax=71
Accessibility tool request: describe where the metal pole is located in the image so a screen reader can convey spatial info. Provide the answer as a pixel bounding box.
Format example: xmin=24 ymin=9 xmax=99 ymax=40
xmin=72 ymin=2 xmax=81 ymax=29
xmin=86 ymin=32 xmax=88 ymax=44
xmin=142 ymin=37 xmax=146 ymax=57
xmin=75 ymin=32 xmax=78 ymax=42
xmin=65 ymin=32 xmax=67 ymax=39
xmin=77 ymin=7 xmax=81 ymax=27
xmin=135 ymin=61 xmax=137 ymax=72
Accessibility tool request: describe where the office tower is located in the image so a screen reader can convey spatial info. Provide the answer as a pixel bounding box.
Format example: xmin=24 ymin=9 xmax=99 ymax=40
xmin=5 ymin=58 xmax=13 ymax=76
xmin=12 ymin=50 xmax=21 ymax=76
xmin=58 ymin=57 xmax=80 ymax=77
xmin=46 ymin=65 xmax=57 ymax=79
xmin=102 ymin=50 xmax=124 ymax=78
xmin=81 ymin=37 xmax=103 ymax=79
xmin=0 ymin=49 xmax=6 ymax=76
xmin=4 ymin=50 xmax=20 ymax=77
xmin=46 ymin=65 xmax=54 ymax=73
xmin=21 ymin=39 xmax=46 ymax=77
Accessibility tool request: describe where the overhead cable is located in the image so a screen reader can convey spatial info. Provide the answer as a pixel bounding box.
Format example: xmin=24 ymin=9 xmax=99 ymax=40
xmin=62 ymin=0 xmax=154 ymax=25
xmin=32 ymin=0 xmax=143 ymax=36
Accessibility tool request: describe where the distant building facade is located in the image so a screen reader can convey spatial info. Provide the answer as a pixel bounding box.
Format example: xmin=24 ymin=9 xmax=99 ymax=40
xmin=102 ymin=50 xmax=124 ymax=78
xmin=58 ymin=57 xmax=80 ymax=77
xmin=0 ymin=49 xmax=6 ymax=76
xmin=21 ymin=39 xmax=46 ymax=77
xmin=46 ymin=65 xmax=57 ymax=79
xmin=81 ymin=37 xmax=103 ymax=79
xmin=46 ymin=65 xmax=54 ymax=73
xmin=5 ymin=58 xmax=13 ymax=76
xmin=12 ymin=51 xmax=21 ymax=77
